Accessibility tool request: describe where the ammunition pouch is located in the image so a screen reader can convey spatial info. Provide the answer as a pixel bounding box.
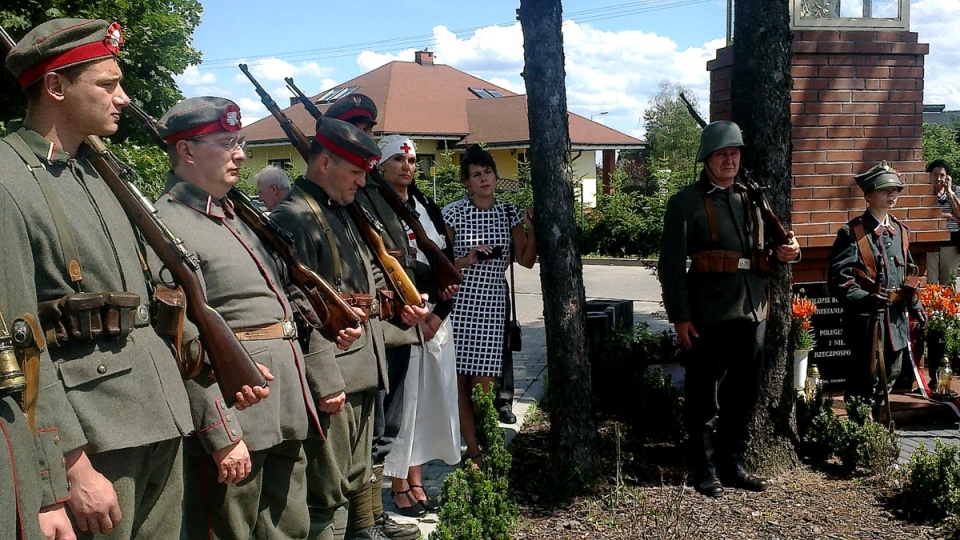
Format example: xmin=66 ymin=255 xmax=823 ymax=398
xmin=38 ymin=291 xmax=143 ymax=348
xmin=376 ymin=289 xmax=396 ymax=320
xmin=691 ymin=250 xmax=770 ymax=275
xmin=151 ymin=285 xmax=202 ymax=380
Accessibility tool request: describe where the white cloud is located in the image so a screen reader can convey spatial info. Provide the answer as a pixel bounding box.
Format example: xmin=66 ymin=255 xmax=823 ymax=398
xmin=358 ymin=48 xmax=420 ymax=71
xmin=913 ymin=0 xmax=960 ymax=110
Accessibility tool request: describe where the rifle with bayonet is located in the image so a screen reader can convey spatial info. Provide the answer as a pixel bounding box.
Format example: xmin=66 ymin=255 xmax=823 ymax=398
xmin=285 ymin=76 xmax=462 ymax=292
xmin=0 ymin=26 xmax=267 ymax=408
xmin=679 ymin=91 xmax=792 ymax=249
xmin=241 ymin=64 xmax=424 ymax=312
xmin=124 ymin=101 xmax=363 ymax=341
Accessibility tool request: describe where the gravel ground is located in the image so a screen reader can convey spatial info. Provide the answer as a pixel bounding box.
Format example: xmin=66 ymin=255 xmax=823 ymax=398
xmin=509 ymin=414 xmax=944 ymax=540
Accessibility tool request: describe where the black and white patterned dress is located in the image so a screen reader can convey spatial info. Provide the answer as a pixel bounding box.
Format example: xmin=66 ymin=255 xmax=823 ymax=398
xmin=443 ymin=197 xmax=522 ymax=377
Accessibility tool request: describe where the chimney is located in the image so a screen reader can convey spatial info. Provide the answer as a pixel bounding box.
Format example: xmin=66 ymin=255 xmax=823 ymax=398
xmin=290 ymin=97 xmax=299 ymax=107
xmin=415 ymin=49 xmax=434 ymax=66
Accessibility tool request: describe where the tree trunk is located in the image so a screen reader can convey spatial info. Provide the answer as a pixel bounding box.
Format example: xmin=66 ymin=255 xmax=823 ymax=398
xmin=517 ymin=0 xmax=599 ymax=488
xmin=730 ymin=0 xmax=800 ymax=475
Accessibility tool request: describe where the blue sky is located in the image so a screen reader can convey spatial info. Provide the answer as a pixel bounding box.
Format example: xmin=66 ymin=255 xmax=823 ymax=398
xmin=176 ymin=0 xmax=960 ymax=139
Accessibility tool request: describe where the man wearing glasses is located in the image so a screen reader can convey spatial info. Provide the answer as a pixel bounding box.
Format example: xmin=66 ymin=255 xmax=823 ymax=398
xmin=154 ymin=96 xmax=344 ymax=538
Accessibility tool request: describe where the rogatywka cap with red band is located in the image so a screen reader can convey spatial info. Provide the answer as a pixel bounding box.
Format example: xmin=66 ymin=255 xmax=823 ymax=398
xmin=315 ymin=116 xmax=380 ymax=172
xmin=6 ymin=18 xmax=122 ymax=89
xmin=157 ymin=96 xmax=242 ymax=145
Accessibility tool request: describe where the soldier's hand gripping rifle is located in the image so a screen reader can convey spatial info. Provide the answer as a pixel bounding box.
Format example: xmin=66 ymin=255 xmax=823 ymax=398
xmin=0 ymin=27 xmax=266 ymax=408
xmin=125 ymin=102 xmax=362 ymax=341
xmin=285 ymin=76 xmax=462 ymax=292
xmin=241 ymin=65 xmax=425 ymax=312
xmin=679 ymin=92 xmax=792 ymax=249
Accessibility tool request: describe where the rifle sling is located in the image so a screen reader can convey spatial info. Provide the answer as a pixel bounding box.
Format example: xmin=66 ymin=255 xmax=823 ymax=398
xmin=301 ymin=189 xmax=343 ymax=292
xmin=3 ymin=133 xmax=84 ymax=287
xmin=852 ymin=222 xmax=878 ymax=282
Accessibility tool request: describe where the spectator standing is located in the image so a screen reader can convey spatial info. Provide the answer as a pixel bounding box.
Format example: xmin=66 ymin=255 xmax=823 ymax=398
xmin=926 ymin=159 xmax=960 ymax=285
xmin=255 ymin=165 xmax=292 ymax=211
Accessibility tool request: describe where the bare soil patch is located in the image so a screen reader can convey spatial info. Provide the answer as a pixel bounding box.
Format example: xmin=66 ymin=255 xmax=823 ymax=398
xmin=509 ymin=413 xmax=944 ymax=539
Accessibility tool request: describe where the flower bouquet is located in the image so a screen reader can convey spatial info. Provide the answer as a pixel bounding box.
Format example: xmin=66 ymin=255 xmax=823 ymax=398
xmin=918 ymin=285 xmax=960 ymax=387
xmin=790 ymin=295 xmax=817 ymax=352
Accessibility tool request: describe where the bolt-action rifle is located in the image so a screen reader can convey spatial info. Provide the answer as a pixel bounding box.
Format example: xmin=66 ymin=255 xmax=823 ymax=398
xmin=124 ymin=102 xmax=362 ymax=341
xmin=240 ymin=64 xmax=424 ymax=312
xmin=679 ymin=92 xmax=792 ymax=249
xmin=0 ymin=27 xmax=267 ymax=408
xmin=285 ymin=77 xmax=462 ymax=292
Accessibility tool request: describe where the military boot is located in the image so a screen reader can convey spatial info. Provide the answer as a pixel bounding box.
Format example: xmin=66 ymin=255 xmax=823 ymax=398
xmin=720 ymin=461 xmax=768 ymax=492
xmin=693 ymin=432 xmax=724 ymax=498
xmin=374 ymin=513 xmax=422 ymax=540
xmin=344 ymin=526 xmax=389 ymax=540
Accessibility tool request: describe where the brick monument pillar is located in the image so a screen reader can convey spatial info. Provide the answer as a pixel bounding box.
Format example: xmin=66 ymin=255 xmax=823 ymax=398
xmin=706 ymin=16 xmax=936 ymax=385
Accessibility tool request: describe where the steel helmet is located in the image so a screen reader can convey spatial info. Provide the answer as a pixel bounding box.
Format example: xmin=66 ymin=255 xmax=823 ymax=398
xmin=696 ymin=120 xmax=745 ymax=162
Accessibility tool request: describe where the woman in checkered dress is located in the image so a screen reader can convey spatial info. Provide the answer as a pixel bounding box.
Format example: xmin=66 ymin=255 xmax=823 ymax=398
xmin=442 ymin=144 xmax=537 ymax=467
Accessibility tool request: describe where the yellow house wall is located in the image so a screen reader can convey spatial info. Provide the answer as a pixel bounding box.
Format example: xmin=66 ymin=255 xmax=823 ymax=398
xmin=243 ymin=141 xmax=599 ymax=207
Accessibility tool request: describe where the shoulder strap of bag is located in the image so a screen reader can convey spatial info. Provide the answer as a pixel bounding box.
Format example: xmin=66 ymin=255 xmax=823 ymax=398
xmin=852 ymin=221 xmax=877 ymax=281
xmin=3 ymin=133 xmax=84 ymax=287
xmin=301 ymin=188 xmax=344 ymax=291
xmin=508 ymin=242 xmax=518 ymax=324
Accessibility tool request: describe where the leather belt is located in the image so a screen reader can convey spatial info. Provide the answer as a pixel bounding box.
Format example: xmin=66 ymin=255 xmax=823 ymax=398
xmin=233 ymin=320 xmax=297 ymax=341
xmin=341 ymin=293 xmax=378 ymax=320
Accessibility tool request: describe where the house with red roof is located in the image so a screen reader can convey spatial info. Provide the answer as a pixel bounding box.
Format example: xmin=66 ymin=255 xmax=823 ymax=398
xmin=240 ymin=50 xmax=644 ymax=205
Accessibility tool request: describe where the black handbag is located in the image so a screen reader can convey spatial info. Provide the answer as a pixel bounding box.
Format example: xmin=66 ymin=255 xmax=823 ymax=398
xmin=505 ymin=243 xmax=522 ymax=352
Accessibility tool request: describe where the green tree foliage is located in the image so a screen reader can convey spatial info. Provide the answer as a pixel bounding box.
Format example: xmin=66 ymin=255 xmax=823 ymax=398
xmin=922 ymin=122 xmax=960 ymax=171
xmin=581 ymin=157 xmax=690 ymax=257
xmin=0 ymin=0 xmax=203 ymax=145
xmin=642 ymin=80 xmax=703 ymax=176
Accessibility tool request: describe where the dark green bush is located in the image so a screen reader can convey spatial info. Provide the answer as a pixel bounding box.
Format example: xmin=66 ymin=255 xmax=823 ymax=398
xmin=431 ymin=384 xmax=517 ymax=540
xmin=589 ymin=323 xmax=684 ymax=441
xmin=803 ymin=397 xmax=899 ymax=475
xmin=900 ymin=440 xmax=960 ymax=524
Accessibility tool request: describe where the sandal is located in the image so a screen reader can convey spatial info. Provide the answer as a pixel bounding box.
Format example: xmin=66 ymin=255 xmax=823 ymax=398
xmin=391 ymin=489 xmax=427 ymax=518
xmin=409 ymin=484 xmax=441 ymax=512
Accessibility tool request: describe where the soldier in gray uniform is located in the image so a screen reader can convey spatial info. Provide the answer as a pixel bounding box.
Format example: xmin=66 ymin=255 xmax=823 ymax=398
xmin=325 ymin=95 xmax=434 ymax=538
xmin=270 ymin=116 xmax=428 ymax=540
xmin=0 ymin=19 xmax=264 ymax=539
xmin=828 ymin=161 xmax=926 ymax=421
xmin=658 ymin=121 xmax=800 ymax=498
xmin=154 ymin=96 xmax=344 ymax=539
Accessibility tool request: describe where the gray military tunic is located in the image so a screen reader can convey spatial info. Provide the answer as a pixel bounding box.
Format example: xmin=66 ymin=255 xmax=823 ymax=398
xmin=156 ymin=176 xmax=321 ymax=538
xmin=0 ymin=128 xmax=192 ymax=537
xmin=270 ymin=177 xmax=388 ymax=518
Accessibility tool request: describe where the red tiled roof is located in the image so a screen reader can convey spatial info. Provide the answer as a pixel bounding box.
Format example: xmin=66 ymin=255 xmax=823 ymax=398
xmin=242 ymin=58 xmax=643 ymax=149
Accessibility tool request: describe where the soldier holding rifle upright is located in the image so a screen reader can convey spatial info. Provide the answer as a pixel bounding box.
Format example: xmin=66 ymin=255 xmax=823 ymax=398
xmin=271 ymin=116 xmax=429 ymax=540
xmin=829 ymin=162 xmax=926 ymax=423
xmin=658 ymin=121 xmax=800 ymax=498
xmin=0 ymin=19 xmax=266 ymax=539
xmin=153 ymin=96 xmax=359 ymax=539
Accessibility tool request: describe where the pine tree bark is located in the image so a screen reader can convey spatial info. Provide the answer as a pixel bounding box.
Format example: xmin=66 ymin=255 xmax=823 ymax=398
xmin=730 ymin=0 xmax=800 ymax=475
xmin=517 ymin=0 xmax=599 ymax=487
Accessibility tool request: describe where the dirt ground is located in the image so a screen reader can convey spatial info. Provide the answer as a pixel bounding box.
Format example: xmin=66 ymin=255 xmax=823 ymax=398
xmin=508 ymin=413 xmax=944 ymax=540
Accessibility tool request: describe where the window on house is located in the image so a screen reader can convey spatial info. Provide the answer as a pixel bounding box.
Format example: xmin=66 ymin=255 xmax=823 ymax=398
xmin=316 ymin=86 xmax=359 ymax=104
xmin=469 ymin=87 xmax=504 ymax=99
xmin=268 ymin=159 xmax=292 ymax=171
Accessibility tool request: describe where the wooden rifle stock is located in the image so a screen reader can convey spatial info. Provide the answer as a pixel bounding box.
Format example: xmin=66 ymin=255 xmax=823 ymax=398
xmin=0 ymin=25 xmax=265 ymax=407
xmin=226 ymin=188 xmax=362 ymax=339
xmin=244 ymin=69 xmax=423 ymax=310
xmin=346 ymin=203 xmax=424 ymax=309
xmin=125 ymin=102 xmax=361 ymax=339
xmin=285 ymin=77 xmax=461 ymax=291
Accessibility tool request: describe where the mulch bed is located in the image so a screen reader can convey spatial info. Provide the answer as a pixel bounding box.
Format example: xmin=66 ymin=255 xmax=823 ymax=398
xmin=509 ymin=412 xmax=944 ymax=539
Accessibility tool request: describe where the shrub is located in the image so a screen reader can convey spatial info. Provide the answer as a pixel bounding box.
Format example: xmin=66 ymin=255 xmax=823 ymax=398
xmin=589 ymin=323 xmax=684 ymax=441
xmin=802 ymin=397 xmax=899 ymax=475
xmin=900 ymin=440 xmax=960 ymax=524
xmin=431 ymin=384 xmax=517 ymax=540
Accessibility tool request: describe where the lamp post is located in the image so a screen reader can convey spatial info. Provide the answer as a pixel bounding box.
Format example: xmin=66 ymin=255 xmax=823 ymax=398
xmin=590 ymin=111 xmax=608 ymax=122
